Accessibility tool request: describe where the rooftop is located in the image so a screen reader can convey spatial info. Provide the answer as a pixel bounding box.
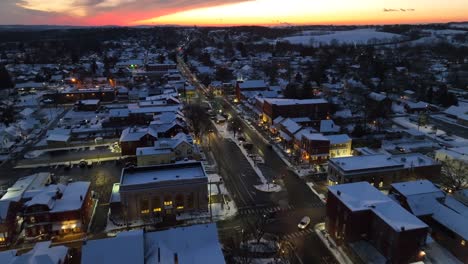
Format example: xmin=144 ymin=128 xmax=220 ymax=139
xmin=120 ymin=162 xmax=207 ymax=187
xmin=1 ymin=173 xmax=51 ymax=202
xmin=330 ymin=154 xmax=403 ymax=172
xmin=391 ymin=180 xmax=442 ymax=197
xmin=329 ymin=182 xmax=428 ymax=231
xmin=82 ymin=224 xmax=224 ymax=264
xmin=264 ymin=98 xmax=327 ymax=106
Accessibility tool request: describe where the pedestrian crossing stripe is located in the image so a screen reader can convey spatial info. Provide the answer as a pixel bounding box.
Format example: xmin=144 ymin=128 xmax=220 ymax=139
xmin=237 ymin=205 xmax=294 ymax=215
xmin=283 ymin=228 xmax=314 ymax=240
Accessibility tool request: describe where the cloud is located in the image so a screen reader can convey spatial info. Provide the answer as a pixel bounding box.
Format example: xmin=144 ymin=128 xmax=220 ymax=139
xmin=1 ymin=0 xmax=250 ymax=25
xmin=383 ymin=8 xmax=416 ymax=12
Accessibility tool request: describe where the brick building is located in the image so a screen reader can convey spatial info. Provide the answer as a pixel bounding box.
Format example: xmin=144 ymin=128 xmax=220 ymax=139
xmin=22 ymin=182 xmax=93 ymax=240
xmin=327 ymin=182 xmax=428 ymax=264
xmin=261 ymin=98 xmax=328 ymax=124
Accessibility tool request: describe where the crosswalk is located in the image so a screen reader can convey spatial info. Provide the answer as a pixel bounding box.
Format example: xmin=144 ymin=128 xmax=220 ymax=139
xmin=281 ymin=228 xmax=314 ymax=241
xmin=237 ymin=205 xmax=295 ymax=216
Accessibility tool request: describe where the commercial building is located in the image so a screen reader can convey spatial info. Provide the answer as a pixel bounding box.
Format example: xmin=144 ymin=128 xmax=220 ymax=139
xmin=117 ymin=162 xmax=208 ymax=222
xmin=261 ymin=98 xmax=328 ymax=124
xmin=328 ymin=153 xmax=441 ymax=188
xmin=327 ymin=182 xmax=428 ymax=264
xmin=235 ymin=80 xmax=268 ymax=101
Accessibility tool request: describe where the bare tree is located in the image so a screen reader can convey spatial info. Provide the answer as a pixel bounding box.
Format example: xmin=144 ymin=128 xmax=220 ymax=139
xmin=441 ymin=159 xmax=468 ymax=191
xmin=227 ymin=116 xmax=243 ymax=138
xmin=184 ymin=104 xmax=210 ymax=143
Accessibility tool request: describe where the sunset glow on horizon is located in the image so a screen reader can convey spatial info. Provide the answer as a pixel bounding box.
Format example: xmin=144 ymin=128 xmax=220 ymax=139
xmin=0 ymin=0 xmax=467 ymax=26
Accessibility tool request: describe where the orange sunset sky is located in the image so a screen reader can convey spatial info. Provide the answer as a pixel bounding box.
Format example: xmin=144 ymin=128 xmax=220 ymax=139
xmin=1 ymin=0 xmax=467 ymax=26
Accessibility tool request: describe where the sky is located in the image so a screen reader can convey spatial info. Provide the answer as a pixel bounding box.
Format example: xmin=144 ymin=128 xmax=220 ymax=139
xmin=0 ymin=0 xmax=467 ymax=26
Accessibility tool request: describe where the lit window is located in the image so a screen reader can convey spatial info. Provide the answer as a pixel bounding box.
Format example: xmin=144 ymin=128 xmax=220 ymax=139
xmin=153 ymin=208 xmax=162 ymax=212
xmin=164 ymin=201 xmax=173 ymax=206
xmin=0 ymin=237 xmax=5 ymax=242
xmin=176 ymin=206 xmax=184 ymax=210
xmin=141 ymin=209 xmax=150 ymax=214
xmin=462 ymin=240 xmax=466 ymax=246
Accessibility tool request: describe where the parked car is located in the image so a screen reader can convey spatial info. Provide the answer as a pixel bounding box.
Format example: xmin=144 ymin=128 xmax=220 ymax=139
xmin=298 ymin=216 xmax=311 ymax=229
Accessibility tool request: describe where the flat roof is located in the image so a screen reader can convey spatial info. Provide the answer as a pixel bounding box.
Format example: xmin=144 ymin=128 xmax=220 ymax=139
xmin=264 ymin=98 xmax=327 ymax=106
xmin=121 ymin=162 xmax=207 ymax=187
xmin=1 ymin=173 xmax=50 ymax=202
xmin=330 ymin=154 xmax=403 ymax=172
xmin=391 ymin=180 xmax=442 ymax=197
xmin=329 ymin=182 xmax=428 ymax=231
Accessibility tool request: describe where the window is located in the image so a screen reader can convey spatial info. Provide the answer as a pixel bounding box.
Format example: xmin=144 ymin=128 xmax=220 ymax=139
xmin=175 ymin=194 xmax=184 ymax=208
xmin=187 ymin=193 xmax=195 ymax=209
xmin=152 ymin=197 xmax=161 ymax=210
xmin=140 ymin=198 xmax=149 ymax=214
xmin=462 ymin=240 xmax=466 ymax=246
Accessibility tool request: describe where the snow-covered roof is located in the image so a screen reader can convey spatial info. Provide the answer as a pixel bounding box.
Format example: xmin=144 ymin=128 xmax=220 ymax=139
xmin=1 ymin=173 xmax=51 ymax=202
xmin=444 ymin=105 xmax=468 ymax=121
xmin=368 ymin=92 xmax=388 ymax=102
xmin=264 ymin=98 xmax=327 ymax=106
xmin=280 ymin=118 xmax=302 ymax=134
xmin=325 ymin=134 xmax=351 ymax=145
xmin=46 ymin=133 xmax=70 ymax=142
xmin=330 ymin=154 xmax=403 ymax=172
xmin=78 ymin=99 xmax=100 ymax=105
xmin=301 ymin=132 xmax=329 ymax=141
xmin=145 ymin=224 xmax=225 ymax=264
xmin=82 ymin=224 xmax=224 ymax=264
xmin=390 ymin=153 xmax=438 ymax=168
xmin=329 ymin=182 xmax=428 ymax=231
xmin=436 ymin=146 xmax=468 ymax=162
xmin=9 ymin=241 xmax=68 ymax=264
xmin=320 ymin=120 xmax=340 ymax=133
xmin=238 ymin=80 xmax=267 ymax=89
xmin=120 ymin=162 xmax=207 ymax=187
xmin=0 ymin=250 xmax=17 ymax=264
xmin=391 ymin=180 xmax=442 ymax=197
xmin=82 ymin=229 xmax=144 ymax=264
xmin=432 ymin=203 xmax=468 ymax=240
xmin=51 ymin=181 xmax=90 ymax=213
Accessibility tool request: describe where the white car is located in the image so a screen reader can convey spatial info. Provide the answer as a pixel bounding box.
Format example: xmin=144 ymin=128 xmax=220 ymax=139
xmin=298 ymin=216 xmax=311 ymax=229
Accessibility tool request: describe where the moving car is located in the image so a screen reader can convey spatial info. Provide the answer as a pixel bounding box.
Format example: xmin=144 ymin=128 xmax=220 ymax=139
xmin=298 ymin=216 xmax=311 ymax=229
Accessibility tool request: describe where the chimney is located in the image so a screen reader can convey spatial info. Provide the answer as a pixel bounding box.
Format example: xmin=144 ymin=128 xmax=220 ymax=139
xmin=80 ymin=195 xmax=83 ymax=201
xmin=401 ymin=226 xmax=405 ymax=231
xmin=174 ymin=253 xmax=178 ymax=264
xmin=158 ymin=247 xmax=160 ymax=263
xmin=337 ymin=190 xmax=341 ymax=196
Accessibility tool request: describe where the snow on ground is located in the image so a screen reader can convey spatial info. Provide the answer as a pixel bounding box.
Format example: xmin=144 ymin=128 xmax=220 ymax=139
xmin=450 ymin=23 xmax=468 ymax=29
xmin=393 ymin=117 xmax=468 ymax=147
xmin=425 ymin=238 xmax=463 ymax=264
xmin=306 ymin=182 xmax=326 ymax=203
xmin=251 ymin=258 xmax=287 ymax=264
xmin=254 ymin=183 xmax=282 ymax=193
xmin=242 ymin=238 xmax=278 ymax=253
xmin=24 ymin=150 xmax=46 ymax=159
xmin=208 ymin=173 xmax=238 ymax=220
xmin=280 ymin=28 xmax=402 ymax=46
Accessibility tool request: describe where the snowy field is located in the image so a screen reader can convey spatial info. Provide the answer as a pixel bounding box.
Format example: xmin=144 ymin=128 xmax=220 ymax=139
xmin=280 ymin=28 xmax=402 ymax=46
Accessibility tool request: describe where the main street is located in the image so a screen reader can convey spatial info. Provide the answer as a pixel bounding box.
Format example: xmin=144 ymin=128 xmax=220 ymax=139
xmin=177 ymin=55 xmax=335 ymax=263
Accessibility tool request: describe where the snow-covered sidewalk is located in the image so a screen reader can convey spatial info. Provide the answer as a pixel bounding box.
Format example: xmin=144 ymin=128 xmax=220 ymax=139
xmin=314 ymin=223 xmax=354 ymax=264
xmin=208 ymin=173 xmax=238 ymax=220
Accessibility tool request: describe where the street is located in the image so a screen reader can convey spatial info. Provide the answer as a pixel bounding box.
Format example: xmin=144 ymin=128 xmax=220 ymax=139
xmin=178 ymin=57 xmax=335 ymax=263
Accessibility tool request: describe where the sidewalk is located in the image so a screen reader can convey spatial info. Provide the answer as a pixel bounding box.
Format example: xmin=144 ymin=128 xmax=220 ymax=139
xmin=314 ymin=223 xmax=354 ymax=264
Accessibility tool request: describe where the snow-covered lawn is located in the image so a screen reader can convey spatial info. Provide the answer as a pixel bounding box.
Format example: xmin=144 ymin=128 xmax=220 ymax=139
xmin=208 ymin=173 xmax=238 ymax=220
xmin=280 ymin=28 xmax=402 ymax=46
